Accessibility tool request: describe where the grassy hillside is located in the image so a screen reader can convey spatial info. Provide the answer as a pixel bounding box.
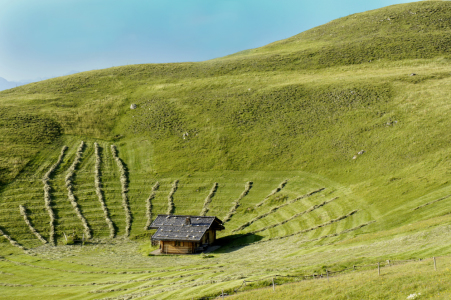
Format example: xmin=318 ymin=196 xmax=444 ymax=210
xmin=2 ymin=1 xmax=451 ymax=299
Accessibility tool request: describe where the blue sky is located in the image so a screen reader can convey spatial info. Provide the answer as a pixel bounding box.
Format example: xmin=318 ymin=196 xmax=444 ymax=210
xmin=0 ymin=0 xmax=415 ymax=82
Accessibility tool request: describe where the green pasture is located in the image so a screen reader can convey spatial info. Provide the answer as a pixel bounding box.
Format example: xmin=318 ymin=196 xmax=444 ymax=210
xmin=2 ymin=1 xmax=451 ymax=299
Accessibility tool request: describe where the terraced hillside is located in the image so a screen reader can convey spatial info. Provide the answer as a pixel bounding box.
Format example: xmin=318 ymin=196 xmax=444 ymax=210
xmin=2 ymin=1 xmax=451 ymax=299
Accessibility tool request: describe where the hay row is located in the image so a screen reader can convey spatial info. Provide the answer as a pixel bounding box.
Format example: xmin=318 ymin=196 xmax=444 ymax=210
xmin=0 ymin=227 xmax=26 ymax=251
xmin=94 ymin=142 xmax=115 ymax=238
xmin=42 ymin=145 xmax=68 ymax=246
xmin=0 ymin=282 xmax=33 ymax=287
xmin=19 ymin=205 xmax=47 ymax=244
xmin=65 ymin=141 xmax=92 ymax=239
xmin=223 ymin=181 xmax=253 ymax=223
xmin=252 ymin=217 xmax=373 ymax=246
xmin=167 ymin=180 xmax=179 ymax=215
xmin=200 ymin=182 xmax=219 ymax=216
xmin=249 ymin=197 xmax=339 ymax=235
xmin=255 ymin=179 xmax=288 ymax=208
xmin=110 ymin=144 xmax=132 ymax=236
xmin=233 ymin=187 xmax=325 ymax=232
xmin=412 ymin=194 xmax=451 ymax=211
xmin=144 ymin=182 xmax=160 ymax=230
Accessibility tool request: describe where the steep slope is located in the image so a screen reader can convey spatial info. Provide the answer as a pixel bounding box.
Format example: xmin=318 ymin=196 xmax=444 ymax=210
xmin=2 ymin=1 xmax=451 ymax=299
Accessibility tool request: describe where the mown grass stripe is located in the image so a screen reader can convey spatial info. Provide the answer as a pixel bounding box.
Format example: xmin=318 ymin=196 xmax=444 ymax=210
xmin=144 ymin=181 xmax=160 ymax=230
xmin=42 ymin=145 xmax=68 ymax=246
xmin=233 ymin=187 xmax=325 ymax=232
xmin=0 ymin=227 xmax=26 ymax=251
xmin=250 ymin=213 xmax=370 ymax=246
xmin=200 ymin=182 xmax=219 ymax=216
xmin=94 ymin=142 xmax=115 ymax=238
xmin=223 ymin=181 xmax=253 ymax=223
xmin=255 ymin=179 xmax=288 ymax=208
xmin=19 ymin=205 xmax=47 ymax=244
xmin=65 ymin=141 xmax=92 ymax=239
xmin=167 ymin=180 xmax=179 ymax=215
xmin=412 ymin=194 xmax=451 ymax=211
xmin=249 ymin=197 xmax=339 ymax=235
xmin=111 ymin=144 xmax=132 ymax=236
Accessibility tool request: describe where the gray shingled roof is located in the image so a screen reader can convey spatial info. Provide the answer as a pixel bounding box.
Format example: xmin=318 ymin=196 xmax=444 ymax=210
xmin=149 ymin=215 xmax=224 ymax=242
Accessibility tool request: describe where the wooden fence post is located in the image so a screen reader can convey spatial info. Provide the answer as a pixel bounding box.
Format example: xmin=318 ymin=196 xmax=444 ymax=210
xmin=434 ymin=257 xmax=437 ymax=271
xmin=272 ymin=277 xmax=275 ymax=292
xmin=222 ymin=289 xmax=224 ymax=299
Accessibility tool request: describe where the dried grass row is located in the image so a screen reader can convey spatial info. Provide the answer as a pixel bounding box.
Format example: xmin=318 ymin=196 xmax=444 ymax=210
xmin=250 ymin=197 xmax=339 ymax=234
xmin=223 ymin=181 xmax=253 ymax=223
xmin=144 ymin=182 xmax=160 ymax=230
xmin=233 ymin=187 xmax=325 ymax=232
xmin=0 ymin=227 xmax=26 ymax=250
xmin=19 ymin=205 xmax=47 ymax=244
xmin=42 ymin=145 xmax=67 ymax=246
xmin=200 ymin=182 xmax=219 ymax=216
xmin=412 ymin=194 xmax=451 ymax=211
xmin=94 ymin=142 xmax=115 ymax=238
xmin=66 ymin=141 xmax=92 ymax=239
xmin=110 ymin=144 xmax=132 ymax=236
xmin=167 ymin=180 xmax=179 ymax=215
xmin=255 ymin=179 xmax=288 ymax=208
xmin=251 ymin=217 xmax=372 ymax=247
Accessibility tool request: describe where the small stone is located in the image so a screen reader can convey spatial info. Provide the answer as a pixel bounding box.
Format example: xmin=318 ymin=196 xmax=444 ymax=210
xmin=409 ymin=73 xmax=417 ymax=76
xmin=352 ymin=155 xmax=357 ymax=160
xmin=358 ymin=150 xmax=365 ymax=155
xmin=130 ymin=104 xmax=137 ymax=109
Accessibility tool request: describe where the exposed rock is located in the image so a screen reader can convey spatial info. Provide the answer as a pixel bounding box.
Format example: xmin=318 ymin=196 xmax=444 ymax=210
xmin=130 ymin=104 xmax=137 ymax=109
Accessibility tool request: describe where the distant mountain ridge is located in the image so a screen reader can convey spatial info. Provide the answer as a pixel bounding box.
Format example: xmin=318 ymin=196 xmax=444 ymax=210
xmin=0 ymin=77 xmax=25 ymax=91
xmin=0 ymin=71 xmax=80 ymax=91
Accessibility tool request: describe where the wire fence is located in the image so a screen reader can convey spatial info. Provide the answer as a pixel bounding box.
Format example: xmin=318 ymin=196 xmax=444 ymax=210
xmin=191 ymin=255 xmax=445 ymax=299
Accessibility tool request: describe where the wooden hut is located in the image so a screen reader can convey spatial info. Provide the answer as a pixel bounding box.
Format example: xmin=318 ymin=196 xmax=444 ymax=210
xmin=148 ymin=215 xmax=225 ymax=254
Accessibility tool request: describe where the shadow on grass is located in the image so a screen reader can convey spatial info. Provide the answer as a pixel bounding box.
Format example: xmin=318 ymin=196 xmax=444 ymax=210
xmin=214 ymin=233 xmax=264 ymax=253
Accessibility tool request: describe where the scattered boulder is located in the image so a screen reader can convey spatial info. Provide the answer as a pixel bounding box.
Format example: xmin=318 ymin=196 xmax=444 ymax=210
xmin=130 ymin=104 xmax=137 ymax=109
xmin=409 ymin=73 xmax=417 ymax=76
xmin=358 ymin=150 xmax=365 ymax=155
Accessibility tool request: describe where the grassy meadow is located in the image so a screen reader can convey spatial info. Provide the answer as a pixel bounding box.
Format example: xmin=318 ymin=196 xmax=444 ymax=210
xmin=2 ymin=1 xmax=451 ymax=299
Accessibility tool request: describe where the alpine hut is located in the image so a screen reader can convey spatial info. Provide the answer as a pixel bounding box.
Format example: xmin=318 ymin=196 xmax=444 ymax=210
xmin=148 ymin=215 xmax=225 ymax=254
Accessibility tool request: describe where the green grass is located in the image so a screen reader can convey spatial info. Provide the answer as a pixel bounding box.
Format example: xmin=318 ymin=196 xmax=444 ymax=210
xmin=228 ymin=256 xmax=451 ymax=300
xmin=2 ymin=1 xmax=451 ymax=299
